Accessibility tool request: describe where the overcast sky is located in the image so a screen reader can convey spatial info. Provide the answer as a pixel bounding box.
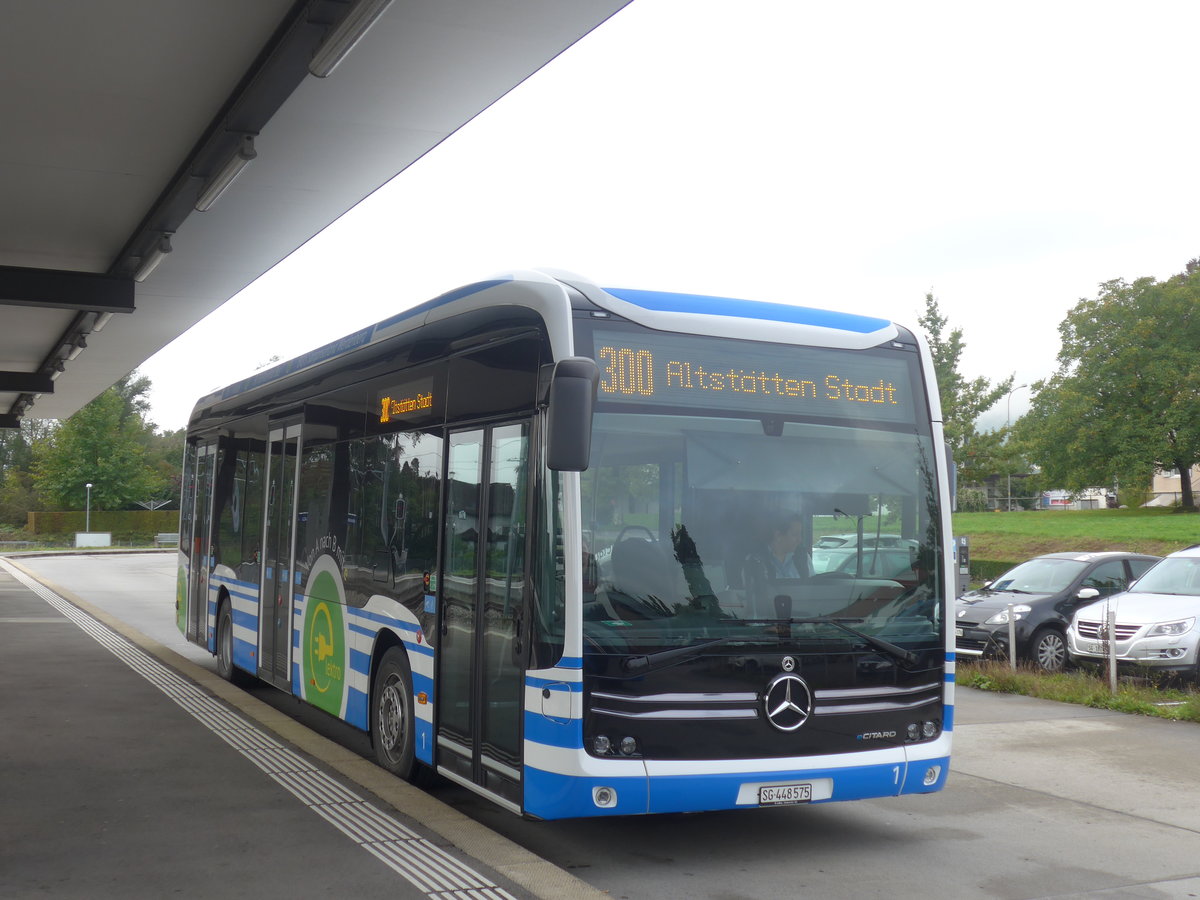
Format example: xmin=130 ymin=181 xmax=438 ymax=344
xmin=141 ymin=0 xmax=1200 ymax=433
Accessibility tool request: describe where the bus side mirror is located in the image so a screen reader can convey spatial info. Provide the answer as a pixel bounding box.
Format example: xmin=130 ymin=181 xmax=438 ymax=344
xmin=547 ymin=357 xmax=599 ymax=472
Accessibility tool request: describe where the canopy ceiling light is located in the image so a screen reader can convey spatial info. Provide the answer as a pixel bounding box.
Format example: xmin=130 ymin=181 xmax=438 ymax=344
xmin=195 ymin=135 xmax=258 ymax=212
xmin=309 ymin=0 xmax=394 ymax=77
xmin=134 ymin=234 xmax=173 ymax=283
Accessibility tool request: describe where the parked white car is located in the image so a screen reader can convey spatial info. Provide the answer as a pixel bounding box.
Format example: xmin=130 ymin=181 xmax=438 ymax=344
xmin=1067 ymin=545 xmax=1200 ymax=677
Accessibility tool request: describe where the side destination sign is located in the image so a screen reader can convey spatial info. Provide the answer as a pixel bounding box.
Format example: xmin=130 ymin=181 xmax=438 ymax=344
xmin=379 ymin=377 xmax=435 ymax=424
xmin=591 ymin=329 xmax=915 ymax=424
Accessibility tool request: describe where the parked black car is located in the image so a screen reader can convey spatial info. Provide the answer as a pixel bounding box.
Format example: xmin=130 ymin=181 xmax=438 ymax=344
xmin=955 ymin=551 xmax=1160 ymax=672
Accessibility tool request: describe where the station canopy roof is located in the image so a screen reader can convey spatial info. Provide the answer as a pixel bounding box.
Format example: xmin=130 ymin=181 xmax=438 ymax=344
xmin=0 ymin=0 xmax=629 ymax=428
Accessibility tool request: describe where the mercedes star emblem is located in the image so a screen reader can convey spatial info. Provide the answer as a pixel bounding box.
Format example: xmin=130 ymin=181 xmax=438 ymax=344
xmin=762 ymin=673 xmax=812 ymax=732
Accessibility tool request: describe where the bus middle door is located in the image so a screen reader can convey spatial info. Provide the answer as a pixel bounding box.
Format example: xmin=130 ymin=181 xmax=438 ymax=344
xmin=259 ymin=422 xmax=301 ymax=689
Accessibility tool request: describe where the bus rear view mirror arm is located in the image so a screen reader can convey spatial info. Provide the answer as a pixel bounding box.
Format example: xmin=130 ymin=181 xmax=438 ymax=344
xmin=547 ymin=357 xmax=600 ymax=471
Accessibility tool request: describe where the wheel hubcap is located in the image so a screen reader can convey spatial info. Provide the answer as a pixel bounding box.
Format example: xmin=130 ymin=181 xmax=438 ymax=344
xmin=379 ymin=677 xmax=406 ymax=758
xmin=1038 ymin=634 xmax=1065 ymax=671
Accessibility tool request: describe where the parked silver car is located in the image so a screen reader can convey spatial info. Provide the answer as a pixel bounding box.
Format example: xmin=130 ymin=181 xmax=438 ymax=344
xmin=1067 ymin=545 xmax=1200 ymax=677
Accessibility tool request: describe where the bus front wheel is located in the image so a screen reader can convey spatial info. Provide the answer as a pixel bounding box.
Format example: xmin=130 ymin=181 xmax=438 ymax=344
xmin=372 ymin=647 xmax=418 ymax=780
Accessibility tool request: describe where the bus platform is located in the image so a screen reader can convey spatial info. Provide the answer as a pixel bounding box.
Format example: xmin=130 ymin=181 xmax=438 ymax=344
xmin=0 ymin=557 xmax=597 ymax=900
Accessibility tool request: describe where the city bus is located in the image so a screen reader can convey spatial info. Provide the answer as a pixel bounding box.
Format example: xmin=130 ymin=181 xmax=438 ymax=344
xmin=177 ymin=269 xmax=954 ymax=819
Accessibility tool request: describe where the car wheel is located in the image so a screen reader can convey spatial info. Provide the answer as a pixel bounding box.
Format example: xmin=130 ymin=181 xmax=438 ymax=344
xmin=1030 ymin=627 xmax=1067 ymax=673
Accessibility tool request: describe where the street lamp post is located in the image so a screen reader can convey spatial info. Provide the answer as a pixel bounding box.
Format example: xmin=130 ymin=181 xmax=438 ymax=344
xmin=1005 ymin=385 xmax=1028 ymax=510
xmin=85 ymin=482 xmax=92 ymax=532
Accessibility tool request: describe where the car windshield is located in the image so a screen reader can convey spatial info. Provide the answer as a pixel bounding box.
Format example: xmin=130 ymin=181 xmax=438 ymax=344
xmin=1128 ymin=556 xmax=1200 ymax=596
xmin=989 ymin=558 xmax=1088 ymax=594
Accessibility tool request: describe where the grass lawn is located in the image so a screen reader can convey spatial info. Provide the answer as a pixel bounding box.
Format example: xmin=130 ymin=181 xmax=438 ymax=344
xmin=952 ymin=507 xmax=1200 ymax=563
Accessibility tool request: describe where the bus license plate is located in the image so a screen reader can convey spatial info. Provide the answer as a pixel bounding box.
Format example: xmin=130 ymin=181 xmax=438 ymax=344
xmin=759 ymin=783 xmax=812 ymax=806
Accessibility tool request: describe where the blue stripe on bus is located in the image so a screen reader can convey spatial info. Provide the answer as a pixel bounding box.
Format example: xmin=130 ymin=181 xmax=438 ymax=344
xmin=415 ymin=719 xmax=433 ymax=765
xmin=350 ymin=648 xmax=370 ymax=676
xmin=210 ymin=574 xmax=260 ymax=590
xmin=556 ymin=657 xmax=583 ymax=669
xmin=523 ymin=755 xmax=949 ymax=819
xmin=231 ymin=608 xmax=258 ymax=630
xmin=412 ymin=671 xmax=433 ymax=700
xmin=233 ymin=635 xmax=256 ymax=672
xmin=524 ymin=766 xmax=649 ymax=818
xmin=346 ymin=689 xmax=369 ymax=731
xmin=526 ymin=676 xmax=582 ymax=692
xmin=603 ymin=288 xmax=891 ymax=333
xmin=525 ymin=713 xmax=583 ymax=749
xmin=347 ymin=606 xmax=421 ymax=634
xmin=407 ymin=641 xmax=435 ymax=659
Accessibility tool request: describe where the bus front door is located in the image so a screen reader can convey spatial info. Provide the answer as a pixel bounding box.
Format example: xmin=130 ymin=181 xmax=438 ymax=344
xmin=438 ymin=423 xmax=530 ymax=811
xmin=260 ymin=423 xmax=301 ymax=689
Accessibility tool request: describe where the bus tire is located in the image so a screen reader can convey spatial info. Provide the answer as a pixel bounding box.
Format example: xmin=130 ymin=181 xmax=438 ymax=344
xmin=216 ymin=599 xmax=255 ymax=687
xmin=372 ymin=646 xmax=419 ymax=780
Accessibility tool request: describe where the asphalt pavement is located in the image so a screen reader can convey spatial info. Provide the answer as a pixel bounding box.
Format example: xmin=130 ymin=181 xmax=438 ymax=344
xmin=0 ymin=556 xmax=593 ymax=900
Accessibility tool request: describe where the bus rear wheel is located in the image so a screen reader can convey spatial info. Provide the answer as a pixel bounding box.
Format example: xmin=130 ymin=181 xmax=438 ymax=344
xmin=372 ymin=647 xmax=418 ymax=780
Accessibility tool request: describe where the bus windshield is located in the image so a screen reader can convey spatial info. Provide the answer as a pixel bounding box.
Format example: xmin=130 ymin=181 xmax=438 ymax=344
xmin=580 ymin=404 xmax=943 ymax=660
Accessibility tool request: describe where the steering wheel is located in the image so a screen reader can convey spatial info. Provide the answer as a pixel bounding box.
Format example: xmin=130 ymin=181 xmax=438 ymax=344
xmin=615 ymin=525 xmax=656 ymax=544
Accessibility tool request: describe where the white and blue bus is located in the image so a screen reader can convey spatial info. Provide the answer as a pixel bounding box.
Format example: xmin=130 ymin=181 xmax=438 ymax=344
xmin=177 ymin=270 xmax=954 ymax=819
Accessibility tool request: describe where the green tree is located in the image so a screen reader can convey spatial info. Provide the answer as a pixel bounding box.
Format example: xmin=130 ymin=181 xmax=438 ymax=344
xmin=0 ymin=419 xmax=56 ymax=527
xmin=917 ymin=293 xmax=1014 ymax=484
xmin=32 ymin=379 xmax=168 ymax=510
xmin=1017 ymin=265 xmax=1200 ymax=510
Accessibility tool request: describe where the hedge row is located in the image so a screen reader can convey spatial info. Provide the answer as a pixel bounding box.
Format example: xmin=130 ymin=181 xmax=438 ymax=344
xmin=26 ymin=509 xmax=180 ymax=537
xmin=969 ymin=558 xmax=1016 ymax=585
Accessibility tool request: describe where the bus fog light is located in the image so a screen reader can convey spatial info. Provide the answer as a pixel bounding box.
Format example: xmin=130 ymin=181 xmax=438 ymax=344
xmin=620 ymin=736 xmax=638 ymax=756
xmin=922 ymin=720 xmax=938 ymax=739
xmin=593 ymin=786 xmax=618 ymax=808
xmin=923 ymin=765 xmax=942 ymax=786
xmin=593 ymin=735 xmax=611 ymax=755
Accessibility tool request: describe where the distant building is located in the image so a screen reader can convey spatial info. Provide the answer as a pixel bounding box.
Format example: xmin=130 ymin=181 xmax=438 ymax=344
xmin=1147 ymin=466 xmax=1200 ymax=507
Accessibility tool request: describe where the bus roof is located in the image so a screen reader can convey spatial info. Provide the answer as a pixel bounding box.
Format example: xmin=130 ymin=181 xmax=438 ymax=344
xmin=190 ymin=270 xmax=904 ymax=420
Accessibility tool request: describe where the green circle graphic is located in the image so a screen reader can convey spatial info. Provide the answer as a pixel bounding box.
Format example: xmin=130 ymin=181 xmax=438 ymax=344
xmin=303 ymin=569 xmax=346 ymax=715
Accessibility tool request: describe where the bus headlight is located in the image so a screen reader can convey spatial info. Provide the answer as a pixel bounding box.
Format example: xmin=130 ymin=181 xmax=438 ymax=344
xmin=593 ymin=735 xmax=611 ymax=755
xmin=619 ymin=736 xmax=639 ymax=756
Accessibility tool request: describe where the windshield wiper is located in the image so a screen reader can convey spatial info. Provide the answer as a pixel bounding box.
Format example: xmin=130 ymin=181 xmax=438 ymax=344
xmin=621 ymin=637 xmax=736 ymax=675
xmin=787 ymin=616 xmax=919 ymax=667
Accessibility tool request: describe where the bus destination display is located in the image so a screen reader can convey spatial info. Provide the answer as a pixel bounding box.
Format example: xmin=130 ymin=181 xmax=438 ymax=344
xmin=591 ymin=329 xmax=915 ymax=424
xmin=378 ymin=377 xmax=435 ymax=425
